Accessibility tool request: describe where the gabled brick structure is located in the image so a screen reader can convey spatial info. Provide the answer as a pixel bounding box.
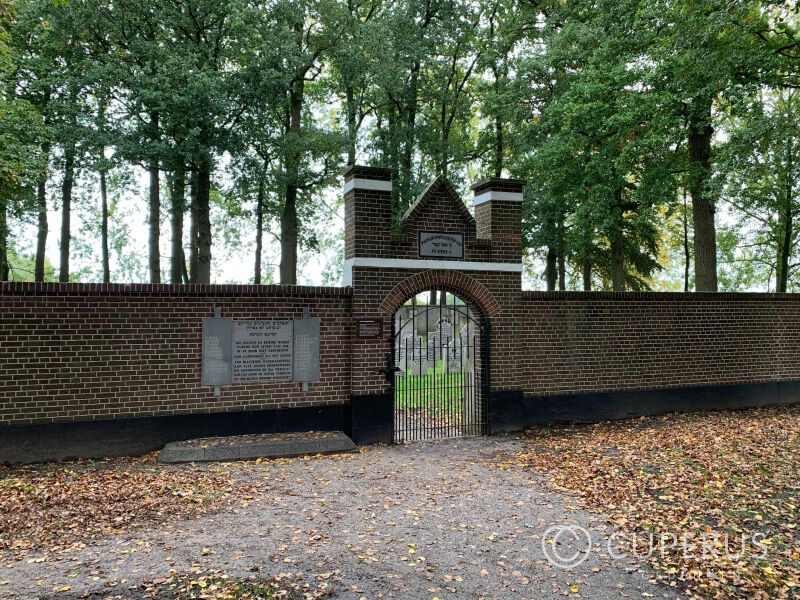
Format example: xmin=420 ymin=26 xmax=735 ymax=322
xmin=344 ymin=166 xmax=525 ymax=442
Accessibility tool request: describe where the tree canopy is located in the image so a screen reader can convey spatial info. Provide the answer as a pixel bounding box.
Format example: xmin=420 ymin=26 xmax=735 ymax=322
xmin=0 ymin=0 xmax=797 ymax=291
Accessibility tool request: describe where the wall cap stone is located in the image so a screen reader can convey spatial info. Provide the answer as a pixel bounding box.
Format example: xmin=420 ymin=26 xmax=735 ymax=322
xmin=0 ymin=282 xmax=354 ymax=298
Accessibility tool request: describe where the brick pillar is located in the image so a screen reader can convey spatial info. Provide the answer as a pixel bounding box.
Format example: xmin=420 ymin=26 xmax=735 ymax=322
xmin=471 ymin=178 xmax=524 ymax=263
xmin=343 ymin=166 xmax=395 ymax=443
xmin=470 ymin=178 xmax=525 ymax=430
xmin=343 ymin=165 xmax=393 ymax=285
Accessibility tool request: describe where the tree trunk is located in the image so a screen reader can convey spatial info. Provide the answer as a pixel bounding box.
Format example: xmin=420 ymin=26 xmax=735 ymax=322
xmin=189 ymin=170 xmax=199 ymax=283
xmin=777 ymin=162 xmax=794 ymax=292
xmin=399 ymin=65 xmax=420 ymax=210
xmin=688 ymin=101 xmax=717 ymax=291
xmin=148 ymin=112 xmax=161 ymax=283
xmin=346 ymin=85 xmax=357 ymax=166
xmin=493 ymin=114 xmax=504 ymax=178
xmin=777 ymin=209 xmax=792 ymax=293
xmin=439 ymin=87 xmax=448 ymax=178
xmin=683 ymin=188 xmax=690 ymax=292
xmin=280 ymin=185 xmax=298 ymax=285
xmin=582 ymin=258 xmax=592 ymax=291
xmin=387 ymin=107 xmax=401 ymax=219
xmin=280 ymin=75 xmax=305 ymax=285
xmin=492 ymin=64 xmax=504 ymax=178
xmin=170 ymin=165 xmax=185 ymax=284
xmin=100 ymin=168 xmax=110 ymax=283
xmin=59 ymin=145 xmax=75 ymax=283
xmin=557 ymin=223 xmax=566 ymax=291
xmin=195 ymin=161 xmax=212 ymax=284
xmin=0 ymin=197 xmax=8 ymax=281
xmin=35 ymin=154 xmax=49 ymax=282
xmin=545 ymin=247 xmax=557 ymax=291
xmin=254 ymin=177 xmax=265 ymax=284
xmin=610 ymin=189 xmax=625 ymax=291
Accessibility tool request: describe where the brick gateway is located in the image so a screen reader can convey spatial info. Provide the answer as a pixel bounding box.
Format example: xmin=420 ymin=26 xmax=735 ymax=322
xmin=2 ymin=166 xmax=800 ymax=462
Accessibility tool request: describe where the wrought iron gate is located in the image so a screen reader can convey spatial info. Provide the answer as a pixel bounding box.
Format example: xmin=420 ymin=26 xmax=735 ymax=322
xmin=390 ymin=291 xmax=490 ymax=442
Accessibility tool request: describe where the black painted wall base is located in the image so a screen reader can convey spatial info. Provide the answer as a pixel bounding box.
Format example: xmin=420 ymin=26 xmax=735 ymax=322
xmin=0 ymin=405 xmax=347 ymax=465
xmin=8 ymin=381 xmax=798 ymax=463
xmin=491 ymin=381 xmax=800 ymax=433
xmin=349 ymin=393 xmax=393 ymax=445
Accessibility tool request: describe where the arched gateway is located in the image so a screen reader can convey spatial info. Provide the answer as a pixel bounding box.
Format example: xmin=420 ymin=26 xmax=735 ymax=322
xmin=344 ymin=166 xmax=525 ymax=444
xmin=391 ymin=289 xmax=489 ymax=441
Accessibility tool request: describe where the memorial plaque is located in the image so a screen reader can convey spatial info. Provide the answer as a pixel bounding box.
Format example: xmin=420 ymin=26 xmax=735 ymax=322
xmin=356 ymin=318 xmax=384 ymax=339
xmin=419 ymin=231 xmax=464 ymax=258
xmin=232 ymin=320 xmax=293 ymax=382
xmin=202 ymin=318 xmax=233 ymax=385
xmin=293 ymin=317 xmax=321 ymax=382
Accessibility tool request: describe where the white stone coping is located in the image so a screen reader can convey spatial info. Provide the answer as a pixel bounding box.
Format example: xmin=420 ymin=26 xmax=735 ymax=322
xmin=473 ymin=190 xmax=523 ymax=206
xmin=343 ymin=178 xmax=393 ymax=194
xmin=342 ymin=257 xmax=522 ymax=286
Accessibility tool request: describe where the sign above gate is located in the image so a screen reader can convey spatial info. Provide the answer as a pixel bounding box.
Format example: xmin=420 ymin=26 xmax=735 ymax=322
xmin=418 ymin=231 xmax=464 ymax=258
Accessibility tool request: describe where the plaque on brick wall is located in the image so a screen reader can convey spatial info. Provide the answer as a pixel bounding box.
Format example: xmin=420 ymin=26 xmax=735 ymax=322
xmin=202 ymin=318 xmax=233 ymax=385
xmin=232 ymin=320 xmax=294 ymax=382
xmin=202 ymin=317 xmax=320 ymax=386
xmin=356 ymin=318 xmax=383 ymax=339
xmin=293 ymin=317 xmax=321 ymax=382
xmin=419 ymin=231 xmax=464 ymax=258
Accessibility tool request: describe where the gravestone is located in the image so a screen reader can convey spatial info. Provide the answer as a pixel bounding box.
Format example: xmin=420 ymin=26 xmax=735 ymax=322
xmin=395 ymin=332 xmax=411 ymax=376
xmin=404 ymin=334 xmax=428 ymax=376
xmin=460 ymin=324 xmax=473 ymax=371
xmin=426 ymin=316 xmax=453 ymax=361
xmin=446 ymin=339 xmax=461 ymax=372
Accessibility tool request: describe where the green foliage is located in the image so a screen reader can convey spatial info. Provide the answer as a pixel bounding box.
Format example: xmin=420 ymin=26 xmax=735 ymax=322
xmin=717 ymin=88 xmax=800 ymax=291
xmin=7 ymin=248 xmax=55 ymax=281
xmin=2 ymin=0 xmax=798 ymax=288
xmin=0 ymin=1 xmax=46 ymax=205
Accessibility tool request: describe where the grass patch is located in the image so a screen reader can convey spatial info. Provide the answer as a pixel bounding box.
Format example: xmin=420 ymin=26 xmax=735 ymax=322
xmin=394 ymin=359 xmax=471 ymax=407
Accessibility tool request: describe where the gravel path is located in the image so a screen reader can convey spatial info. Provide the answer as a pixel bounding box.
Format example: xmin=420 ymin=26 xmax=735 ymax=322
xmin=1 ymin=436 xmax=682 ymax=599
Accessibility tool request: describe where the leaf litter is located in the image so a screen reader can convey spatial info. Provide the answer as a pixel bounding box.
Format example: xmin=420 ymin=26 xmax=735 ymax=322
xmin=516 ymin=405 xmax=800 ymax=599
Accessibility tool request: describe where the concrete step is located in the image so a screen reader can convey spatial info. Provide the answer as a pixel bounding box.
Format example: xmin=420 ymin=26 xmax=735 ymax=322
xmin=158 ymin=430 xmax=357 ymax=464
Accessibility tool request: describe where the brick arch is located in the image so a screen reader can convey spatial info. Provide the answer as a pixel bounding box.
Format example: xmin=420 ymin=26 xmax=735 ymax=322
xmin=378 ymin=270 xmax=501 ymax=318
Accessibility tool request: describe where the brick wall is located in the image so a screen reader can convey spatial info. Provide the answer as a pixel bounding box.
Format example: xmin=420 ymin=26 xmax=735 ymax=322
xmin=520 ymin=291 xmax=800 ymax=397
xmin=0 ymin=283 xmax=352 ymax=426
xmin=4 ymin=167 xmax=800 ymax=446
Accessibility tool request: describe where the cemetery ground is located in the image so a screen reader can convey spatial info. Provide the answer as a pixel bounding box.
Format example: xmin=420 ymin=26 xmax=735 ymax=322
xmin=0 ymin=407 xmax=796 ymax=599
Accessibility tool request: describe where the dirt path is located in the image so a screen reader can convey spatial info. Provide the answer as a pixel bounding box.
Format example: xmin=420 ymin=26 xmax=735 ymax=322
xmin=1 ymin=436 xmax=680 ymax=599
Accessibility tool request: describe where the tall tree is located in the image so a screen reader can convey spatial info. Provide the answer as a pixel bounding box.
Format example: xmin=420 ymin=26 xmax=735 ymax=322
xmin=648 ymin=0 xmax=778 ymax=291
xmin=720 ymin=89 xmax=800 ymax=291
xmin=0 ymin=2 xmax=45 ymax=281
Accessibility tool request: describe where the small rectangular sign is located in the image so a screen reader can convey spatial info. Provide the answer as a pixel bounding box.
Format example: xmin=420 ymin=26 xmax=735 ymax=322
xmin=419 ymin=231 xmax=464 ymax=258
xmin=356 ymin=318 xmax=384 ymax=339
xmin=293 ymin=317 xmax=321 ymax=382
xmin=202 ymin=318 xmax=233 ymax=386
